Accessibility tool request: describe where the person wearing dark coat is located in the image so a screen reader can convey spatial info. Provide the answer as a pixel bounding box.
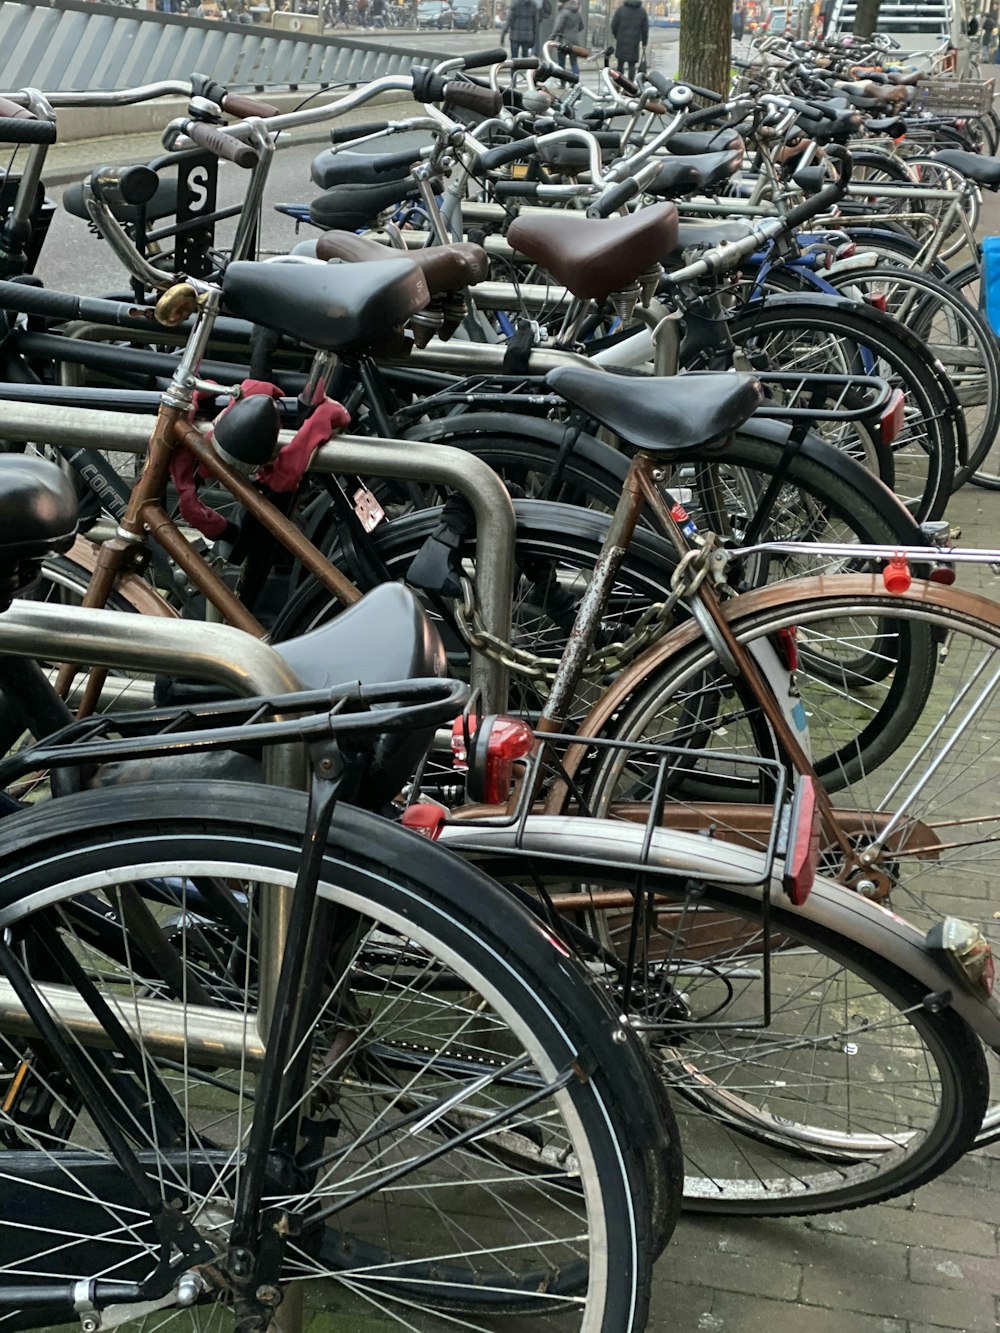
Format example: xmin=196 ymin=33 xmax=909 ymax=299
xmin=551 ymin=0 xmax=585 ymax=73
xmin=502 ymin=0 xmax=539 ymax=56
xmin=611 ymin=0 xmax=648 ymax=83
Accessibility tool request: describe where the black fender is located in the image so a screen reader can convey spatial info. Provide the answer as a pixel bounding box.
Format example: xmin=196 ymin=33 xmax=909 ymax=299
xmin=732 ymin=290 xmax=940 ymax=363
xmin=737 ymin=416 xmax=924 ymax=546
xmin=400 ymin=408 xmax=924 ymax=548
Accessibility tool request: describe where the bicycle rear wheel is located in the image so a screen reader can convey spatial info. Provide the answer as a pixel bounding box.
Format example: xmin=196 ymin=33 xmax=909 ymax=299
xmin=461 ymin=851 xmax=988 ymax=1215
xmin=0 ymin=784 xmax=673 ymax=1330
xmin=588 ymin=576 xmax=1000 ymax=1147
xmin=724 ymin=298 xmax=959 ymax=520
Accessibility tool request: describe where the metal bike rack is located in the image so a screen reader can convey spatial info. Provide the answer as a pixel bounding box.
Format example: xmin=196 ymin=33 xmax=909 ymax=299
xmin=0 ymin=399 xmax=514 ymax=711
xmin=0 ymin=599 xmax=306 ymax=1043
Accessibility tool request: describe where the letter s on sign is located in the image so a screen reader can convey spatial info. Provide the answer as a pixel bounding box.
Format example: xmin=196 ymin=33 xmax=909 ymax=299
xmin=188 ymin=165 xmax=209 ymax=213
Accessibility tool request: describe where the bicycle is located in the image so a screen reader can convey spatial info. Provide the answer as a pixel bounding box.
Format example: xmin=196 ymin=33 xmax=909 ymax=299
xmin=0 ymin=452 xmax=681 ymax=1331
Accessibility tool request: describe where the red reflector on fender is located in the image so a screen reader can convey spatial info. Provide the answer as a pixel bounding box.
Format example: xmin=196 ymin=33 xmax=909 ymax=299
xmin=880 ymin=388 xmax=905 ymax=446
xmin=401 ymin=803 xmax=446 ymax=840
xmin=782 ymin=776 xmax=821 ymax=906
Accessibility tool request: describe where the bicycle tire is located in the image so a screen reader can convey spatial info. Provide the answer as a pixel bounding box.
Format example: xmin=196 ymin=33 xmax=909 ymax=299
xmin=827 ymin=264 xmax=1000 ymax=488
xmin=273 ymin=499 xmax=682 ymax=720
xmin=0 ymin=782 xmax=676 ymax=1329
xmin=400 ymin=413 xmax=909 ymax=560
xmin=723 ymin=296 xmax=958 ymax=520
xmin=460 ymin=848 xmax=988 ymax=1215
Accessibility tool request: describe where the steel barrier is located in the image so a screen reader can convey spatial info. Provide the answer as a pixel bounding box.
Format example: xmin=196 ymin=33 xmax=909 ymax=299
xmin=0 ymin=0 xmax=428 ymax=92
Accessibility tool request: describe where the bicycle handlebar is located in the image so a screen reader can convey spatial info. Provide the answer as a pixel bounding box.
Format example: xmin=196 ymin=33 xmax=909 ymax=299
xmin=329 ymin=119 xmax=391 ymax=143
xmin=180 ymin=118 xmax=260 ymax=167
xmin=478 ymin=135 xmax=537 ymax=170
xmin=0 ymin=279 xmax=157 ymax=328
xmin=0 ymin=98 xmax=56 ymax=144
xmin=665 ymin=145 xmax=853 ymax=283
xmin=459 ymin=47 xmax=510 ymax=70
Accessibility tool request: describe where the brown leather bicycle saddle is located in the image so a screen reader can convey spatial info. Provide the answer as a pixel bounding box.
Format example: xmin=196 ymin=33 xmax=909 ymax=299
xmin=315 ymin=231 xmax=489 ymax=293
xmin=507 ymin=203 xmax=679 ymax=301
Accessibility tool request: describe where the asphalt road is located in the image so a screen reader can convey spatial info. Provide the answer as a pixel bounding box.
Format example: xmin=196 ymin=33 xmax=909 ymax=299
xmin=32 ymin=18 xmax=686 ymax=297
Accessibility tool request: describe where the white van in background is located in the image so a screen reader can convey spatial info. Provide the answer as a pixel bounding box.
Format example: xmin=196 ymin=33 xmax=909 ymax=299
xmin=825 ymin=0 xmax=973 ymax=74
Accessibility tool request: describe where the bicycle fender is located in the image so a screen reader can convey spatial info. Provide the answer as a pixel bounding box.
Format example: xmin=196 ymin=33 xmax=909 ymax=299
xmin=747 ymin=634 xmax=811 ymax=759
xmin=737 ymin=417 xmax=924 ymax=545
xmin=734 ymin=292 xmax=953 ymax=368
xmin=440 ymin=816 xmax=1000 ymax=1053
xmin=401 ymin=411 xmax=631 ymax=482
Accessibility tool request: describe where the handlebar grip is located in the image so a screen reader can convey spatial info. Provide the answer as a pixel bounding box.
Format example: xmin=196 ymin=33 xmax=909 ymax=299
xmin=0 ymin=279 xmax=156 ymax=328
xmin=538 ymin=60 xmax=579 ymax=83
xmin=610 ymin=69 xmax=639 ymax=95
xmin=221 ymin=92 xmax=280 ymax=119
xmin=442 ymin=81 xmax=504 ymax=117
xmin=509 ymin=56 xmax=540 ymax=69
xmin=479 ymin=135 xmax=537 ymax=171
xmin=184 ymin=120 xmax=259 ymax=169
xmin=460 ymin=46 xmax=509 ymax=70
xmin=0 ymin=115 xmax=56 ymax=145
xmin=646 ymin=70 xmax=672 ymax=96
xmin=788 ymin=96 xmax=838 ymax=120
xmin=685 ymin=103 xmax=731 ymax=126
xmin=92 ymin=164 xmax=159 ymax=207
xmin=330 ymin=119 xmax=390 ymax=144
xmin=494 ymin=180 xmax=540 ymax=199
xmin=686 ymin=81 xmax=724 ymax=103
xmin=588 ymin=177 xmax=638 ymax=217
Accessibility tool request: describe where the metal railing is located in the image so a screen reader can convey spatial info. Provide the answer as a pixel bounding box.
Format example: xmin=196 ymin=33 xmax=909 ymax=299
xmin=0 ymin=0 xmax=427 ymax=92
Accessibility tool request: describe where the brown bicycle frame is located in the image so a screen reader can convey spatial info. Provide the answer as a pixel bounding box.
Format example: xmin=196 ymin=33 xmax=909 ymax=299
xmin=60 ymin=400 xmax=363 ymax=715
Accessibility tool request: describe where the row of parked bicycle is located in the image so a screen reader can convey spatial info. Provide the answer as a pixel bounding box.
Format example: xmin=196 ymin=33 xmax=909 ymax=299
xmin=0 ymin=34 xmax=997 ymax=1332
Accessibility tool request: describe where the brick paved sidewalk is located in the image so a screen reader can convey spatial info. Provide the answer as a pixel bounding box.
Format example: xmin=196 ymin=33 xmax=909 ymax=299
xmin=650 ymin=1140 xmax=1000 ymax=1332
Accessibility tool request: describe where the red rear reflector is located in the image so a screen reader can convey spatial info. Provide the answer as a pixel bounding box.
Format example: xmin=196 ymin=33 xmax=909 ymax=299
xmin=782 ymin=775 xmax=821 ymax=906
xmin=929 ymin=565 xmax=956 ymax=585
xmin=775 ymin=626 xmax=798 ymax=672
xmin=868 ymin=292 xmax=888 ymax=313
xmin=478 ymin=715 xmax=534 ymax=804
xmin=879 ymin=388 xmax=905 ymax=446
xmin=453 ymin=714 xmax=534 ymax=804
xmin=883 ymin=554 xmax=911 ymax=594
xmin=401 ymin=803 xmax=446 ymax=840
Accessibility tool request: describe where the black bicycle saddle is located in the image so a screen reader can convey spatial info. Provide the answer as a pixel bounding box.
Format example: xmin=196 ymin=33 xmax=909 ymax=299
xmin=223 ymin=259 xmax=430 ymax=351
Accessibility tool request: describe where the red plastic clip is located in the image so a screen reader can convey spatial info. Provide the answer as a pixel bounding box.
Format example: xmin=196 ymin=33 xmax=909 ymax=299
xmin=883 ymin=554 xmax=912 ymax=594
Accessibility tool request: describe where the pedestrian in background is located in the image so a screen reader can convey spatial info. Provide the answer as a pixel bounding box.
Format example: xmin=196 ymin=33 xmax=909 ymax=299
xmin=611 ymin=0 xmax=648 ymax=83
xmin=502 ymin=0 xmax=539 ymax=58
xmin=731 ymin=3 xmax=744 ymax=39
xmin=551 ymin=0 xmax=585 ymax=72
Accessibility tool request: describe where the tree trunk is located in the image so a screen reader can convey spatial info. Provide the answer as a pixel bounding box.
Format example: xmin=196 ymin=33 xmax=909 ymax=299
xmin=678 ymin=0 xmax=732 ymax=96
xmin=853 ymin=0 xmax=882 ymax=37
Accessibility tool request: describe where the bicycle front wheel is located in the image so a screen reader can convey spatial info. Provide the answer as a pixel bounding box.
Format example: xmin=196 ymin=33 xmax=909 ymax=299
xmin=0 ymin=784 xmax=672 ymax=1330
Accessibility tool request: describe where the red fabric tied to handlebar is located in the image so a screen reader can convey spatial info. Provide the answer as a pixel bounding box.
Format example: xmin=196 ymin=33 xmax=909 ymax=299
xmin=169 ymin=381 xmax=350 ymax=539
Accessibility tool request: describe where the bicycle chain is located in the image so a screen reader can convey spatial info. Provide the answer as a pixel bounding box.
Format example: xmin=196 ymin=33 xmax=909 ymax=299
xmin=454 ymin=544 xmax=715 ymax=684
